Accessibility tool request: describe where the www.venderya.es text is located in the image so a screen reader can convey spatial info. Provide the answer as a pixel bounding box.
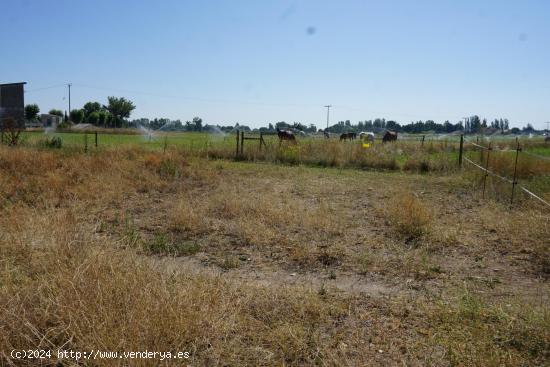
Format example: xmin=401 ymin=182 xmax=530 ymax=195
xmin=10 ymin=349 xmax=190 ymax=361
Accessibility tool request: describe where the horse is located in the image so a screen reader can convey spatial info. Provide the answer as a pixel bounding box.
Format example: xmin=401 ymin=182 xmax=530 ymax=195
xmin=359 ymin=132 xmax=375 ymax=142
xmin=339 ymin=132 xmax=357 ymax=141
xmin=323 ymin=130 xmax=330 ymax=139
xmin=545 ymin=136 xmax=550 ymax=143
xmin=382 ymin=131 xmax=398 ymax=143
xmin=276 ymin=128 xmax=297 ymax=145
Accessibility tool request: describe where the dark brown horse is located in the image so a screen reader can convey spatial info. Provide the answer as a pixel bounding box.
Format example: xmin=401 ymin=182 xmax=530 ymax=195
xmin=277 ymin=128 xmax=296 ymax=145
xmin=323 ymin=130 xmax=330 ymax=139
xmin=382 ymin=131 xmax=398 ymax=143
xmin=339 ymin=132 xmax=357 ymax=141
xmin=545 ymin=136 xmax=550 ymax=143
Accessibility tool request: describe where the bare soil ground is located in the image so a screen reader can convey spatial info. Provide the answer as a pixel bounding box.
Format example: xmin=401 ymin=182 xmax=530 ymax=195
xmin=1 ymin=147 xmax=548 ymax=366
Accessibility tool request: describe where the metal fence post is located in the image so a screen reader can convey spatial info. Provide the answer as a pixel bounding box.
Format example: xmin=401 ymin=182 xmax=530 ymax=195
xmin=458 ymin=134 xmax=464 ymax=167
xmin=510 ymin=138 xmax=521 ymax=206
xmin=95 ymin=131 xmax=98 ymax=148
xmin=235 ymin=130 xmax=239 ymax=158
xmin=482 ymin=142 xmax=491 ymax=199
xmin=84 ymin=132 xmax=88 ymax=153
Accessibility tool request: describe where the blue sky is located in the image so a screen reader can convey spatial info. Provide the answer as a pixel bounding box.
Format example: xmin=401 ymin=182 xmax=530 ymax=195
xmin=2 ymin=0 xmax=549 ymax=128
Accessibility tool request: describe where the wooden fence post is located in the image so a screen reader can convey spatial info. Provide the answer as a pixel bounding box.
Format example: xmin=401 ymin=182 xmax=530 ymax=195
xmin=458 ymin=134 xmax=464 ymax=168
xmin=482 ymin=142 xmax=492 ymax=199
xmin=259 ymin=132 xmax=263 ymax=152
xmin=510 ymin=138 xmax=521 ymax=206
xmin=240 ymin=131 xmax=244 ymax=155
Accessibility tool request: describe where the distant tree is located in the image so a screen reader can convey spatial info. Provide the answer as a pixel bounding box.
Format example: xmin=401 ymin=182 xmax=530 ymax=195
xmin=70 ymin=109 xmax=85 ymax=124
xmin=97 ymin=111 xmax=110 ymax=127
xmin=87 ymin=111 xmax=100 ymax=125
xmin=292 ymin=122 xmax=307 ymax=131
xmin=104 ymin=96 xmax=136 ymax=127
xmin=48 ymin=109 xmax=63 ymax=117
xmin=522 ymin=123 xmax=534 ymax=132
xmin=82 ymin=102 xmax=102 ymax=118
xmin=25 ymin=104 xmax=40 ymax=120
xmin=386 ymin=120 xmax=400 ymax=131
xmin=275 ymin=121 xmax=290 ymax=129
xmin=192 ymin=117 xmax=203 ymax=131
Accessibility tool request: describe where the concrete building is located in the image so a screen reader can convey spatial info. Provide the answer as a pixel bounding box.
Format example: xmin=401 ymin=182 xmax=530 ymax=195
xmin=0 ymin=82 xmax=26 ymax=129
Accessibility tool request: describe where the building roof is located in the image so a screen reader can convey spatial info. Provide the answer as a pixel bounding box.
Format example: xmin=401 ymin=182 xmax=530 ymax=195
xmin=0 ymin=82 xmax=27 ymax=87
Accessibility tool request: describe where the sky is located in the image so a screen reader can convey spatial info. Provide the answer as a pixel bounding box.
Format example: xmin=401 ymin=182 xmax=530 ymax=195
xmin=1 ymin=0 xmax=549 ymax=129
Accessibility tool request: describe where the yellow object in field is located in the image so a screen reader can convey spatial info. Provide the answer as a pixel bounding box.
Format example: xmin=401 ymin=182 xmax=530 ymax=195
xmin=362 ymin=143 xmax=370 ymax=148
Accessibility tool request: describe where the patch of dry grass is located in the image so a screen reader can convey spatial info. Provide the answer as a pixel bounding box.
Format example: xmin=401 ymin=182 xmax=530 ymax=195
xmin=1 ymin=145 xmax=548 ymax=366
xmin=385 ymin=193 xmax=433 ymax=239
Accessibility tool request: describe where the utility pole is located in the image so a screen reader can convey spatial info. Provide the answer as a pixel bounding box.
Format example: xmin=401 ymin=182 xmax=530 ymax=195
xmin=545 ymin=121 xmax=549 ymax=133
xmin=67 ymin=83 xmax=72 ymax=116
xmin=324 ymin=105 xmax=332 ymax=130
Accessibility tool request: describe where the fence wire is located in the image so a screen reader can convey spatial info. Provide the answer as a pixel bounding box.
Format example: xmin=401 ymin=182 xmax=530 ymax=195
xmin=462 ymin=143 xmax=550 ymax=209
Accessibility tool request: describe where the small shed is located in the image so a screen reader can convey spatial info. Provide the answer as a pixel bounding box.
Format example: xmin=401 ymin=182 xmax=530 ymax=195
xmin=0 ymin=82 xmax=26 ymax=129
xmin=40 ymin=114 xmax=63 ymax=127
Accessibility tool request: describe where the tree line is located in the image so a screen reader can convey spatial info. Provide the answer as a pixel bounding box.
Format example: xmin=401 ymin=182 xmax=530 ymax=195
xmin=24 ymin=97 xmax=135 ymax=128
xmin=24 ymin=99 xmax=544 ymax=134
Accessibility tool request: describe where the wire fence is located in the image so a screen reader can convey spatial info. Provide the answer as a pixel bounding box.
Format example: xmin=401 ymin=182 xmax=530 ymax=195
xmin=461 ymin=137 xmax=550 ymax=209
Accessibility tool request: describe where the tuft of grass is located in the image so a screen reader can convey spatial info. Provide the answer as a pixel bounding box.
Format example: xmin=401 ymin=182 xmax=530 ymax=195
xmin=145 ymin=233 xmax=202 ymax=256
xmin=386 ymin=193 xmax=433 ymax=238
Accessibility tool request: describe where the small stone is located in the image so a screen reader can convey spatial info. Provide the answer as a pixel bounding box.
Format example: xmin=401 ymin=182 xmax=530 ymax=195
xmin=378 ymin=349 xmax=383 ymax=353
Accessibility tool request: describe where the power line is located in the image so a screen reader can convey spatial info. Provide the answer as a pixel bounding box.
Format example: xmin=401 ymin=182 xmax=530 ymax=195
xmin=72 ymin=83 xmax=321 ymax=109
xmin=24 ymin=84 xmax=67 ymax=93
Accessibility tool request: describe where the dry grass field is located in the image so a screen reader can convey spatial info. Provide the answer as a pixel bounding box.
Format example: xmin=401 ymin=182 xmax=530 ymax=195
xmin=1 ymin=145 xmax=549 ymax=366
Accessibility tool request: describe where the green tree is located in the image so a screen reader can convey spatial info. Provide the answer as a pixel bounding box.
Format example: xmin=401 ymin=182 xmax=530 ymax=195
xmin=192 ymin=116 xmax=203 ymax=131
xmin=69 ymin=109 xmax=85 ymax=124
xmin=48 ymin=109 xmax=63 ymax=117
xmin=104 ymin=96 xmax=136 ymax=127
xmin=87 ymin=111 xmax=100 ymax=125
xmin=97 ymin=111 xmax=110 ymax=127
xmin=25 ymin=104 xmax=40 ymax=120
xmin=83 ymin=102 xmax=102 ymax=118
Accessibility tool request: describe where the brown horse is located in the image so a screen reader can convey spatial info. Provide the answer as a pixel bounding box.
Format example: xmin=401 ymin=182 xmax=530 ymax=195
xmin=339 ymin=132 xmax=357 ymax=141
xmin=545 ymin=136 xmax=550 ymax=144
xmin=382 ymin=131 xmax=398 ymax=143
xmin=277 ymin=128 xmax=296 ymax=145
xmin=323 ymin=130 xmax=330 ymax=139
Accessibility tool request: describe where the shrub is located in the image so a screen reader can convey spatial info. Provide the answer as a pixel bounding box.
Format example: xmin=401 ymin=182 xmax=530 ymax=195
xmin=42 ymin=136 xmax=63 ymax=149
